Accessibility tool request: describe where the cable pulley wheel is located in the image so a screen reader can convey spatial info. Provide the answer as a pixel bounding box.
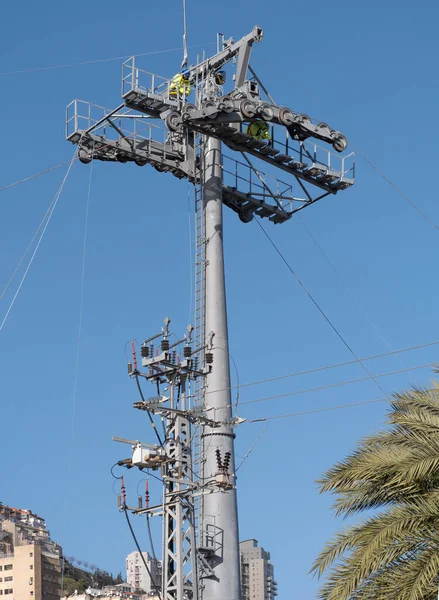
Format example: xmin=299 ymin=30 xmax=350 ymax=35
xmin=203 ymin=101 xmax=218 ymax=119
xmin=239 ymin=211 xmax=254 ymax=223
xmin=117 ymin=155 xmax=128 ymax=163
xmin=182 ymin=104 xmax=196 ymax=122
xmin=257 ymin=102 xmax=274 ymax=121
xmin=318 ymin=122 xmax=330 ymax=133
xmin=135 ymin=158 xmax=148 ymax=167
xmin=278 ymin=107 xmax=295 ymax=127
xmin=166 ymin=111 xmax=182 ymax=132
xmin=219 ymin=96 xmax=234 ymax=114
xmin=239 ymin=99 xmax=257 ymax=119
xmin=154 ymin=164 xmax=170 ymax=173
xmin=331 ymin=132 xmax=348 ymax=153
xmin=299 ymin=114 xmax=311 ymax=126
xmin=78 ymin=149 xmax=92 ymax=164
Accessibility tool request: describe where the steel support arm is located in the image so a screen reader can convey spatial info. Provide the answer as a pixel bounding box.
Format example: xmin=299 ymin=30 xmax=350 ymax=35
xmin=190 ymin=26 xmax=263 ymax=81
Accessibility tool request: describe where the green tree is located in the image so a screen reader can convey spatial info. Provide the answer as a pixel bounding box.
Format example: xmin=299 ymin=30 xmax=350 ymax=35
xmin=311 ymin=386 xmax=439 ymax=600
xmin=115 ymin=572 xmax=124 ymax=584
xmin=62 ymin=576 xmax=78 ymax=597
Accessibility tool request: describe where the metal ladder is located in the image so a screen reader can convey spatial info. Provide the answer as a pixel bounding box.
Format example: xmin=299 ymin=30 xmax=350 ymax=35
xmin=192 ymin=133 xmax=206 ymax=549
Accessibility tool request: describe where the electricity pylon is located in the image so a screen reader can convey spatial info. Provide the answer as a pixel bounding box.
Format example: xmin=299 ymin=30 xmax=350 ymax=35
xmin=66 ymin=25 xmax=354 ymax=600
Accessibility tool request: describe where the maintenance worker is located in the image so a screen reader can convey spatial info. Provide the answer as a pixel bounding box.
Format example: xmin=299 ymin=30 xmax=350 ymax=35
xmin=246 ymin=120 xmax=271 ymax=142
xmin=215 ymin=70 xmax=226 ymax=85
xmin=169 ymin=70 xmax=191 ymax=98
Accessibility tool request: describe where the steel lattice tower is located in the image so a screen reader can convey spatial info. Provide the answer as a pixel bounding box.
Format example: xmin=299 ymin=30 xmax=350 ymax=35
xmin=66 ymin=25 xmax=354 ymax=600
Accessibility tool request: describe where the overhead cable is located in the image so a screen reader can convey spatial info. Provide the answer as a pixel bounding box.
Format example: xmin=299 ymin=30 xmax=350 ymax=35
xmin=122 ymin=507 xmax=161 ymax=598
xmin=0 ymin=43 xmax=215 ymax=77
xmin=0 ymin=151 xmax=76 ymax=332
xmin=353 ymin=144 xmax=439 ymax=232
xmin=0 ymin=190 xmax=63 ymax=301
xmin=235 ymin=421 xmax=268 ymax=472
xmin=0 ymin=160 xmax=73 ymax=194
xmin=297 ymin=213 xmax=401 ymax=363
xmin=234 ymin=361 xmax=435 ymax=409
xmin=255 ymin=219 xmax=394 ymax=402
xmin=197 ymin=339 xmax=439 ymax=399
xmin=248 ymin=396 xmax=389 ymax=423
xmin=68 ymin=144 xmax=94 ymax=471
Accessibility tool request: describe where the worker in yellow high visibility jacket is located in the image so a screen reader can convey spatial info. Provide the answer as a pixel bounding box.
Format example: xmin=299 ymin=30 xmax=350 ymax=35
xmin=169 ymin=70 xmax=191 ymax=98
xmin=246 ymin=120 xmax=271 ymax=141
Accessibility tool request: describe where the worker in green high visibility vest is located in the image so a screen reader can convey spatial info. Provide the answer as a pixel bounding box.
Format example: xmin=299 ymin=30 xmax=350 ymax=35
xmin=246 ymin=120 xmax=271 ymax=141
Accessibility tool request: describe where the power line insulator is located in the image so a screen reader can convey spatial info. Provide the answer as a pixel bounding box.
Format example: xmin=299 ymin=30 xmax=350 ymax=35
xmin=183 ymin=346 xmax=192 ymax=358
xmin=128 ymin=362 xmax=133 ymax=374
xmin=205 ymin=352 xmax=213 ymax=364
xmin=223 ymin=451 xmax=231 ymax=472
xmin=141 ymin=344 xmax=149 ymax=358
xmin=161 ymin=339 xmax=170 ymax=351
xmin=215 ymin=448 xmax=222 ymax=470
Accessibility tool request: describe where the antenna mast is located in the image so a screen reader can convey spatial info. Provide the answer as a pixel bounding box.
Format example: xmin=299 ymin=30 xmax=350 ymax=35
xmin=66 ymin=25 xmax=354 ymax=600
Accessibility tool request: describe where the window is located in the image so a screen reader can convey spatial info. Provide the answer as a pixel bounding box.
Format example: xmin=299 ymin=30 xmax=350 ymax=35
xmin=29 ymin=553 xmax=33 ymax=558
xmin=30 ymin=565 xmax=33 ymax=570
xmin=0 ymin=566 xmax=2 ymax=571
xmin=29 ymin=578 xmax=33 ymax=585
xmin=5 ymin=577 xmax=13 ymax=582
xmin=4 ymin=566 xmax=12 ymax=571
xmin=4 ymin=590 xmax=13 ymax=595
xmin=31 ymin=592 xmax=34 ymax=596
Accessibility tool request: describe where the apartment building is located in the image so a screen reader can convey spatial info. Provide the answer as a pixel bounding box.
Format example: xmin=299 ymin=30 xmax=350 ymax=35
xmin=240 ymin=539 xmax=278 ymax=600
xmin=125 ymin=552 xmax=161 ymax=594
xmin=0 ymin=504 xmax=62 ymax=600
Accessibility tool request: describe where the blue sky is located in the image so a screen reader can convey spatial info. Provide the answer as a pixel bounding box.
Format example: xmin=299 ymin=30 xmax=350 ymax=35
xmin=1 ymin=0 xmax=439 ymax=596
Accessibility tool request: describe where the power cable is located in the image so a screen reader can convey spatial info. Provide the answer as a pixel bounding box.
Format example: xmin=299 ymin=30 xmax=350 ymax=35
xmin=235 ymin=421 xmax=268 ymax=472
xmin=198 ymin=339 xmax=439 ymax=401
xmin=146 ymin=515 xmax=157 ymax=563
xmin=229 ymin=352 xmax=241 ymax=408
xmin=0 ymin=190 xmax=62 ymax=301
xmin=0 ymin=160 xmax=73 ymax=194
xmin=353 ymin=144 xmax=439 ymax=232
xmin=135 ymin=374 xmax=164 ymax=447
xmin=122 ymin=507 xmax=161 ymax=598
xmin=0 ymin=150 xmax=76 ymax=332
xmin=204 ymin=361 xmax=435 ymax=416
xmin=0 ymin=43 xmax=215 ymax=77
xmin=111 ymin=463 xmax=122 ymax=480
xmin=248 ymin=396 xmax=389 ymax=423
xmin=236 ymin=361 xmax=434 ymax=408
xmin=297 ymin=213 xmax=402 ymax=365
xmin=255 ymin=219 xmax=396 ymax=403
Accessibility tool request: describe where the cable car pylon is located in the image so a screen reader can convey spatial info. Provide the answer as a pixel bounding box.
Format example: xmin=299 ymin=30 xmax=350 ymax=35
xmin=66 ymin=25 xmax=355 ymax=600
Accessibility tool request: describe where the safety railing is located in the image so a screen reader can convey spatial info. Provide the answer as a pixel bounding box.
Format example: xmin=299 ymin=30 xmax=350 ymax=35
xmin=122 ymin=57 xmax=171 ymax=98
xmin=66 ymin=99 xmax=177 ymax=155
xmin=271 ymin=129 xmax=355 ymax=182
xmin=222 ymin=154 xmax=295 ymax=212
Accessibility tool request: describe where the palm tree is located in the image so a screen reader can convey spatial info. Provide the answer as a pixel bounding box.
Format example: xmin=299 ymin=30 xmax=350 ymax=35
xmin=311 ymin=385 xmax=439 ymax=600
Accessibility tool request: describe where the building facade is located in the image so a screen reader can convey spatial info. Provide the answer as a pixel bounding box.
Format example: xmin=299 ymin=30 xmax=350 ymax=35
xmin=0 ymin=504 xmax=62 ymax=600
xmin=125 ymin=553 xmax=161 ymax=594
xmin=240 ymin=539 xmax=278 ymax=600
